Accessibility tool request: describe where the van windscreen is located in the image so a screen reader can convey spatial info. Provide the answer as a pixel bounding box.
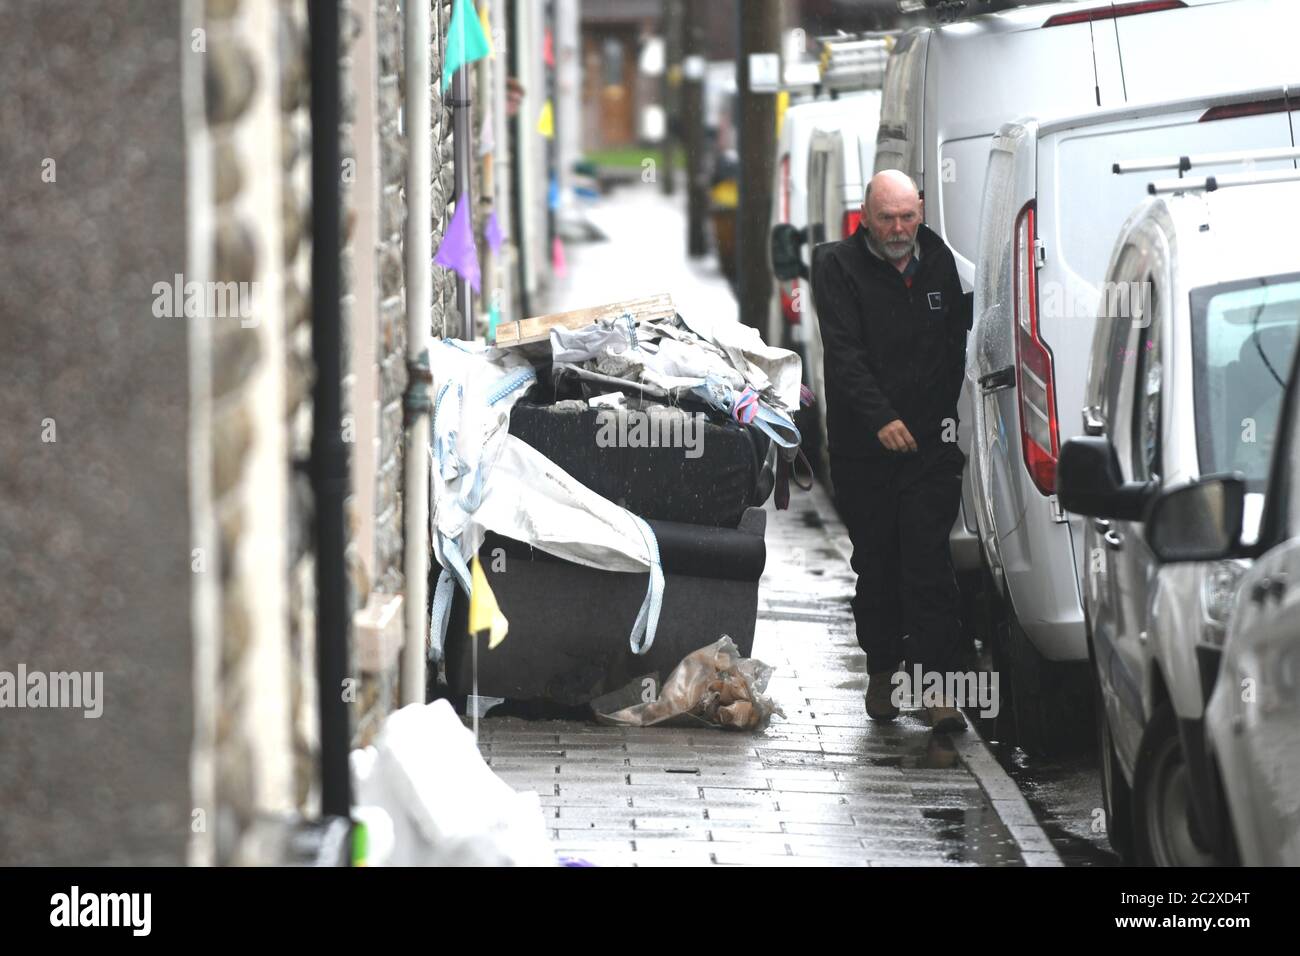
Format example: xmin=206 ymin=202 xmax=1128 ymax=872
xmin=1191 ymin=275 xmax=1300 ymax=491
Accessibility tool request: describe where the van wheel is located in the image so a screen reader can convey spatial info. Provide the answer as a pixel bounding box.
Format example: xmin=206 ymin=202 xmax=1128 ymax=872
xmin=1006 ymin=613 xmax=1092 ymax=759
xmin=1131 ymin=702 xmax=1217 ymax=867
xmin=1094 ymin=670 xmax=1134 ymax=863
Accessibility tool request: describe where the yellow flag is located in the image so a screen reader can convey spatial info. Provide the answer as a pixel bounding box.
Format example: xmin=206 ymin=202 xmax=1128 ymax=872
xmin=479 ymin=2 xmax=494 ymax=58
xmin=469 ymin=555 xmax=509 ymax=648
xmin=536 ymin=99 xmax=554 ymax=139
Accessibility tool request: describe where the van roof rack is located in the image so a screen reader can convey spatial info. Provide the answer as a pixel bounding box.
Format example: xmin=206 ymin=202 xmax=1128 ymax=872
xmin=817 ymin=33 xmax=894 ymax=92
xmin=1147 ymin=168 xmax=1300 ymax=196
xmin=1113 ymin=146 xmax=1300 ymax=176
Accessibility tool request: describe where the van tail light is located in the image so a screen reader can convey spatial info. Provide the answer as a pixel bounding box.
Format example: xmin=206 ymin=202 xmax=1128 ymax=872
xmin=1012 ymin=201 xmax=1059 ymax=495
xmin=780 ymin=281 xmax=800 ymax=325
xmin=1200 ymin=96 xmax=1293 ymax=122
xmin=1043 ymin=0 xmax=1185 ymax=27
xmin=841 ymin=209 xmax=862 ymax=238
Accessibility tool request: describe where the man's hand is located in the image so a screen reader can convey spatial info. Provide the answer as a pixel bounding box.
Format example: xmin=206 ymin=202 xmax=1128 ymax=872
xmin=877 ymin=419 xmax=917 ymax=453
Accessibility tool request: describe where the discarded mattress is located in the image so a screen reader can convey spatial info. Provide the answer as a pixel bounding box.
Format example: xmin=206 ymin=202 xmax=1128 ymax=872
xmin=444 ymin=508 xmax=767 ymax=706
xmin=507 ymin=399 xmax=771 ymax=528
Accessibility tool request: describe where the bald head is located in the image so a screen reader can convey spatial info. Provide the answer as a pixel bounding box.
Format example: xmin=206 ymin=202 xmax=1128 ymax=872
xmin=862 ymin=170 xmax=923 ymax=269
xmin=864 ymin=169 xmax=920 ymax=210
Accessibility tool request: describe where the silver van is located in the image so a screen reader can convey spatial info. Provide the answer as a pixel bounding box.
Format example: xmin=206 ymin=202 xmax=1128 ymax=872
xmin=871 ymin=0 xmax=1259 ymax=635
xmin=1058 ymin=169 xmax=1300 ymax=864
xmin=969 ymin=83 xmax=1300 ymax=756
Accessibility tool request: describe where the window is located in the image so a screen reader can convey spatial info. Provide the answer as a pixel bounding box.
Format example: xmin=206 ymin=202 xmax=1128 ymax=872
xmin=937 ymin=135 xmax=993 ymax=266
xmin=1095 ymin=245 xmax=1139 ymax=440
xmin=1191 ymin=274 xmax=1300 ymax=491
xmin=1130 ymin=276 xmax=1161 ymax=482
xmin=602 ymin=37 xmax=624 ymax=87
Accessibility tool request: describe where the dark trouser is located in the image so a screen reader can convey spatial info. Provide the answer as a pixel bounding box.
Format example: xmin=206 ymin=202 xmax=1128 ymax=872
xmin=831 ymin=442 xmax=965 ymax=678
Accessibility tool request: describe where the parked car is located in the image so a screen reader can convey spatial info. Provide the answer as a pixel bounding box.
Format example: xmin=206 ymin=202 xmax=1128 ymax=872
xmin=1058 ymin=170 xmax=1300 ymax=863
xmin=1140 ymin=267 xmax=1300 ymax=865
xmin=1124 ymin=189 xmax=1300 ymax=865
xmin=877 ymin=0 xmax=1300 ymax=754
xmin=1203 ymin=298 xmax=1300 ymax=864
xmin=969 ymin=85 xmax=1300 ymax=756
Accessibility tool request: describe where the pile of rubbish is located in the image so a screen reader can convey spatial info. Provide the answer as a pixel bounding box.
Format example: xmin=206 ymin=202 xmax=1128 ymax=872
xmin=597 ymin=636 xmax=785 ymax=731
xmin=428 ymin=295 xmax=802 ymax=718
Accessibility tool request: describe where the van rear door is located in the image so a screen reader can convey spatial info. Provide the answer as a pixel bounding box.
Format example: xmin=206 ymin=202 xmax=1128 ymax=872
xmin=1036 ymin=103 xmax=1298 ymax=463
xmin=1114 ymin=0 xmax=1300 ymax=104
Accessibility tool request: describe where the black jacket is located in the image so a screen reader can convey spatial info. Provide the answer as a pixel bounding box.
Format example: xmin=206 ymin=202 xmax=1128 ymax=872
xmin=811 ymin=223 xmax=972 ymax=459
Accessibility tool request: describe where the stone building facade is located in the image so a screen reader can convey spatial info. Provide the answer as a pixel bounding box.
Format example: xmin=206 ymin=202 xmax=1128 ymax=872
xmin=0 ymin=0 xmax=524 ymax=865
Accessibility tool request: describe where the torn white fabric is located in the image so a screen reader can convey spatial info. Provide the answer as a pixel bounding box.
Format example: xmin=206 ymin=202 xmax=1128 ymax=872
xmin=428 ymin=338 xmax=664 ymax=661
xmin=676 ymin=310 xmax=803 ymax=411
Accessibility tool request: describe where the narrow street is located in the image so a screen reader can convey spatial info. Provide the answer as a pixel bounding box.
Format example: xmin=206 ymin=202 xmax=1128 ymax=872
xmin=476 ymin=182 xmax=1062 ymax=866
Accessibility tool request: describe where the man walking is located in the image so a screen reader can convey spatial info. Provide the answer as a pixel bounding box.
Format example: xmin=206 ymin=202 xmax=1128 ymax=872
xmin=811 ymin=170 xmax=972 ymax=732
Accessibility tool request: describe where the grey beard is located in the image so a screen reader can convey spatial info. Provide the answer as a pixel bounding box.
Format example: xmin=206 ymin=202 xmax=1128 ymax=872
xmin=867 ymin=231 xmax=914 ymax=262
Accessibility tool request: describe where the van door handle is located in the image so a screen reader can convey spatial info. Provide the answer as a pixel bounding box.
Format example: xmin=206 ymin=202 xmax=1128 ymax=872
xmin=1249 ymin=574 xmax=1285 ymax=604
xmin=979 ymin=366 xmax=1016 ymax=393
xmin=1269 ymin=573 xmax=1287 ymax=602
xmin=1250 ymin=578 xmax=1273 ymax=604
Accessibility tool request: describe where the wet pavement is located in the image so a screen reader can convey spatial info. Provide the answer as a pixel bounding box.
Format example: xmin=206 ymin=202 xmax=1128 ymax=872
xmin=473 ymin=183 xmax=1064 ymax=866
xmin=990 ymin=742 xmax=1121 ymax=867
xmin=477 ymin=485 xmax=1055 ymax=866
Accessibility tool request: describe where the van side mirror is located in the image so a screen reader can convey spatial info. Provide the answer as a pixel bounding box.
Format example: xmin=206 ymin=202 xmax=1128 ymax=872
xmin=1057 ymin=436 xmax=1156 ymax=521
xmin=770 ymin=223 xmax=808 ymax=281
xmin=1146 ymin=476 xmax=1246 ymax=563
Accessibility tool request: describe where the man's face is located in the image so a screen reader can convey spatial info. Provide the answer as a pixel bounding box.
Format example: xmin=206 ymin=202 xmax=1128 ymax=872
xmin=864 ymin=189 xmax=922 ymax=262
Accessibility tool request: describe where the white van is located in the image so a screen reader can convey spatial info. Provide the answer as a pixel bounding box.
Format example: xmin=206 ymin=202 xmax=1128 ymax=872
xmin=876 ymin=0 xmax=1300 ymax=754
xmin=770 ymin=93 xmax=882 ymax=482
xmin=1058 ymin=169 xmax=1300 ymax=864
xmin=873 ymin=0 xmax=1149 ymax=619
xmin=970 ymin=88 xmax=1300 ymax=756
xmin=799 ymin=97 xmax=882 ymax=482
xmin=766 ymin=93 xmax=879 ymax=353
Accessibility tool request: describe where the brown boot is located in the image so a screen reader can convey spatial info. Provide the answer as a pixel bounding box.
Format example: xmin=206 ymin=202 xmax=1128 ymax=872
xmin=864 ymin=671 xmax=900 ymax=722
xmin=923 ymin=702 xmax=968 ymax=734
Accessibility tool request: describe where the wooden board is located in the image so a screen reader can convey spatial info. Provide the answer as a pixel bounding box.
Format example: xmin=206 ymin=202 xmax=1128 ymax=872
xmin=492 ymin=292 xmax=676 ymax=348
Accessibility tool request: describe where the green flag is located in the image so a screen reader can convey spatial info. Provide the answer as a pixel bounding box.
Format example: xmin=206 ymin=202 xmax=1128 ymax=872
xmin=443 ymin=0 xmax=491 ymax=87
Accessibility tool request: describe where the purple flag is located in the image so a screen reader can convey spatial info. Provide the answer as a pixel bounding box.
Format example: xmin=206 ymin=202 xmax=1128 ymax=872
xmin=434 ymin=198 xmax=480 ymax=293
xmin=485 ymin=210 xmax=504 ymax=254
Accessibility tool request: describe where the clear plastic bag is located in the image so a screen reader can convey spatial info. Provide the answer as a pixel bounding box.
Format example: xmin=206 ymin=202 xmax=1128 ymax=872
xmin=596 ymin=636 xmax=785 ymax=732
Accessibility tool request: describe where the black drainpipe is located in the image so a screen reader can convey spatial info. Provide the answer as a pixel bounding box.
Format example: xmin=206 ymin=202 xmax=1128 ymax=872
xmin=507 ymin=0 xmax=531 ymax=318
xmin=308 ymin=0 xmax=352 ymax=822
